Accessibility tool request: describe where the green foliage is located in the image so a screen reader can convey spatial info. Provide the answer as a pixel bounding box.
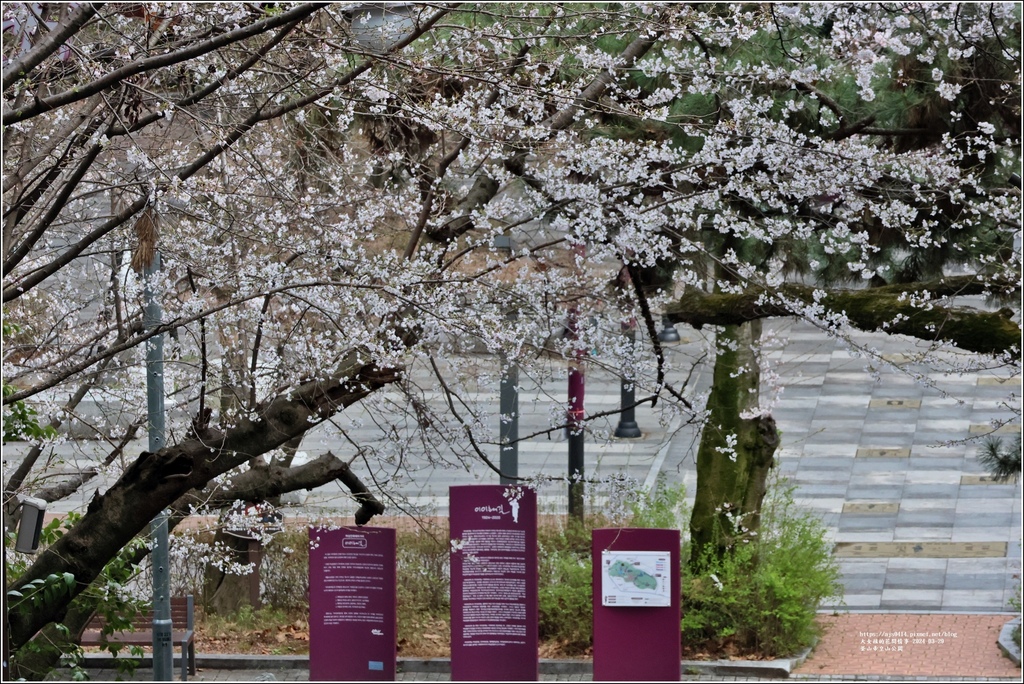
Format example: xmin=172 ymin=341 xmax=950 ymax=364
xmin=537 ymin=519 xmax=594 ymax=654
xmin=2 ymin=317 xmax=44 ymax=443
xmin=977 ymin=435 xmax=1022 ymax=483
xmin=5 ymin=513 xmax=149 ymax=679
xmin=2 ymin=318 xmax=55 ymax=443
xmin=2 ymin=381 xmax=56 ymax=443
xmin=681 ymin=482 xmax=841 ymax=657
xmin=628 ymin=476 xmax=688 ymax=529
xmin=397 ymin=523 xmax=450 ymax=616
xmin=6 ymin=572 xmax=76 ymax=611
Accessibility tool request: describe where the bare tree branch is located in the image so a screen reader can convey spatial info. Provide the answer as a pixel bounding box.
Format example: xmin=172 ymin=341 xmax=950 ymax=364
xmin=667 ymin=277 xmax=1021 ymax=358
xmin=2 ymin=4 xmax=325 ymax=125
xmin=1 ymin=3 xmax=100 ymax=93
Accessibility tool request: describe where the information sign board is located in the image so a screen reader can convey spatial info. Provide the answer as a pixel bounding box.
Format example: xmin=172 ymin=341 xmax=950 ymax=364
xmin=592 ymin=528 xmax=680 ymax=681
xmin=308 ymin=526 xmax=396 ymax=681
xmin=600 ymin=549 xmax=671 ymax=607
xmin=450 ymin=485 xmax=538 ymax=681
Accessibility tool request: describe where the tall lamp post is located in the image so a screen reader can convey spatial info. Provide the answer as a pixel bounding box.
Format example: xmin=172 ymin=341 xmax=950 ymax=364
xmin=567 ymin=311 xmax=585 ymax=519
xmin=142 ymin=241 xmax=172 ymax=681
xmin=499 ymin=351 xmax=519 ymax=485
xmin=496 ymin=237 xmax=519 ymax=485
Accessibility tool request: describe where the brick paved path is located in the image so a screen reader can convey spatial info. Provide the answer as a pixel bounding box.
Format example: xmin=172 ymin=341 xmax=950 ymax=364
xmin=794 ymin=613 xmax=1019 ymax=678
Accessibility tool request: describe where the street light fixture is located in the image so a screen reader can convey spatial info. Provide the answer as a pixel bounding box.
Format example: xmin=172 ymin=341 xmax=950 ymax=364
xmin=657 ymin=314 xmax=681 ymax=343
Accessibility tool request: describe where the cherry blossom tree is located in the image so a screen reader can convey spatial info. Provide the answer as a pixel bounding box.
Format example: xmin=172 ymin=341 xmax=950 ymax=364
xmin=2 ymin=3 xmax=1019 ymax=673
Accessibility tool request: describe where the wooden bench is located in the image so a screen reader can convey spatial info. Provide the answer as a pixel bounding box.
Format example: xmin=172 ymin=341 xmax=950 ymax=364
xmin=81 ymin=595 xmax=196 ymax=680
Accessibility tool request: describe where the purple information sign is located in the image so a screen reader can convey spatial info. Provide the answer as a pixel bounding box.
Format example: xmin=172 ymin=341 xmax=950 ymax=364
xmin=450 ymin=485 xmax=538 ymax=681
xmin=592 ymin=528 xmax=681 ymax=681
xmin=308 ymin=526 xmax=397 ymax=681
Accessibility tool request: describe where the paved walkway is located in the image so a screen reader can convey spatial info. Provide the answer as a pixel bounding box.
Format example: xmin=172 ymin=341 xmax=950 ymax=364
xmin=69 ymin=612 xmax=1020 ymax=681
xmin=794 ymin=612 xmax=1019 ymax=678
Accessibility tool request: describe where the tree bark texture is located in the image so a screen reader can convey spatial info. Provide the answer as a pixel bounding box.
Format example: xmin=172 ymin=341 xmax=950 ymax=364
xmin=689 ymin=321 xmax=780 ymax=568
xmin=667 ymin=278 xmax=1020 ymax=359
xmin=203 ymin=530 xmax=263 ymax=616
xmin=8 ymin=595 xmax=98 ymax=680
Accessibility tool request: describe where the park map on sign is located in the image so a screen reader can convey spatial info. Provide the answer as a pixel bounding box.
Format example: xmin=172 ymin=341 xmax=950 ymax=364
xmin=600 ymin=551 xmax=671 ymax=607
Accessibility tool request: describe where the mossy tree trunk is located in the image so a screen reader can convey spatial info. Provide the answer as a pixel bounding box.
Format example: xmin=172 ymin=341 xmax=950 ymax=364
xmin=689 ymin=320 xmax=779 ymax=568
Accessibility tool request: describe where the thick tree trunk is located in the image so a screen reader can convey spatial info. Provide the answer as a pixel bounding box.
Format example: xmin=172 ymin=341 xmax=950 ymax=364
xmin=8 ymin=595 xmax=97 ymax=680
xmin=689 ymin=321 xmax=780 ymax=568
xmin=6 ymin=352 xmax=399 ymax=651
xmin=204 ymin=529 xmax=263 ymax=615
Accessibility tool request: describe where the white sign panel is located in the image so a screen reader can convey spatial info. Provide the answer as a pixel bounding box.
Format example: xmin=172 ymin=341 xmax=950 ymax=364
xmin=600 ymin=550 xmax=671 ymax=607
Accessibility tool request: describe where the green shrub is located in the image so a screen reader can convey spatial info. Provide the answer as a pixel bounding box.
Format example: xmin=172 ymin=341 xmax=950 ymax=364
xmin=396 ymin=523 xmax=450 ymax=655
xmin=397 ymin=523 xmax=450 ymax=615
xmin=681 ymin=481 xmax=841 ymax=657
xmin=537 ymin=519 xmax=594 ymax=654
xmin=259 ymin=529 xmax=310 ymax=611
xmin=628 ymin=475 xmax=688 ymax=530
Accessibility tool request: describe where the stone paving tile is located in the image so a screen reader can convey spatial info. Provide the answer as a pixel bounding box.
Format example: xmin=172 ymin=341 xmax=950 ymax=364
xmin=846 ymin=485 xmax=906 ymax=500
xmin=900 ymin=484 xmax=961 ymax=498
xmin=897 ymin=510 xmax=956 ymax=526
xmin=883 ymin=570 xmax=947 ymax=590
xmin=839 ymin=516 xmax=900 ymax=531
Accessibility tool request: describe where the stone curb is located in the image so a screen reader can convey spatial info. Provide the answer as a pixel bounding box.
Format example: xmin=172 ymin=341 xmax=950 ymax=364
xmin=679 ymin=642 xmax=813 ymax=679
xmin=997 ymin=617 xmax=1022 ymax=667
xmin=81 ymin=652 xmax=808 ymax=677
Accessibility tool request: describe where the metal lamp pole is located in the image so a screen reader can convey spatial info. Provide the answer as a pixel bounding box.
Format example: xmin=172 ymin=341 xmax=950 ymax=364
xmin=499 ymin=351 xmax=519 ymax=485
xmin=143 ymin=251 xmax=172 ymax=681
xmin=567 ymin=315 xmax=585 ymax=520
xmin=495 ymin=237 xmax=519 ymax=486
xmin=614 ymin=320 xmax=642 ymax=438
